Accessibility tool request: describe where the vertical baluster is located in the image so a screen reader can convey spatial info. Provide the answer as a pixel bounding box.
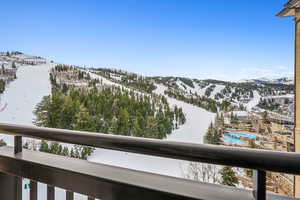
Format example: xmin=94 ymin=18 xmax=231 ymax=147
xmin=88 ymin=197 xmax=95 ymax=200
xmin=47 ymin=185 xmax=55 ymax=200
xmin=30 ymin=180 xmax=37 ymax=200
xmin=252 ymin=169 xmax=266 ymax=200
xmin=15 ymin=136 xmax=22 ymax=200
xmin=66 ymin=191 xmax=74 ymax=200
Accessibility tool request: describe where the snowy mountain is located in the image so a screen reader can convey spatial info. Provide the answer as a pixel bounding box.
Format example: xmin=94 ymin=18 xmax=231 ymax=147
xmin=0 ymin=53 xmax=294 ymax=133
xmin=0 ymin=52 xmax=215 ymax=186
xmin=91 ymin=68 xmax=294 ymax=115
xmin=240 ymin=77 xmax=294 ymax=85
xmin=0 ymin=52 xmax=295 ymax=199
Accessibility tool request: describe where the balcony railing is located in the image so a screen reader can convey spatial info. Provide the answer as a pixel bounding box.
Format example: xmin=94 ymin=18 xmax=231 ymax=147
xmin=0 ymin=123 xmax=299 ymax=200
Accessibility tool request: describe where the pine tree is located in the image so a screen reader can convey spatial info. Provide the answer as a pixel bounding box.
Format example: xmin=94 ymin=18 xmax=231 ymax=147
xmin=117 ymin=108 xmax=130 ymax=135
xmin=212 ymin=128 xmax=221 ymax=145
xmin=262 ymin=111 xmax=268 ymax=123
xmin=73 ymin=145 xmax=80 ymax=158
xmin=204 ymin=122 xmax=214 ymax=144
xmin=0 ymin=139 xmax=6 ymax=147
xmin=62 ymin=147 xmax=69 ymax=156
xmin=39 ymin=140 xmax=49 ymax=152
xmin=220 ymin=166 xmax=239 ymax=187
xmin=220 ymin=113 xmax=225 ymax=126
xmin=132 ymin=118 xmax=142 ymax=137
xmin=74 ymin=104 xmax=94 ymax=132
xmin=11 ymin=62 xmax=16 ymax=69
xmin=23 ymin=142 xmax=29 ymax=149
xmin=70 ymin=148 xmax=75 ymax=157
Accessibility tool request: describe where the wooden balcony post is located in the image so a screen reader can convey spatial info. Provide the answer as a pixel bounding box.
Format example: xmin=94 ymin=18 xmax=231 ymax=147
xmin=0 ymin=136 xmax=22 ymax=200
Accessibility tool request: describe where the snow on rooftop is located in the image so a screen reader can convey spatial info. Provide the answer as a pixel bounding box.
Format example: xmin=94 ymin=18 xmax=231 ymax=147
xmin=231 ymin=111 xmax=249 ymax=117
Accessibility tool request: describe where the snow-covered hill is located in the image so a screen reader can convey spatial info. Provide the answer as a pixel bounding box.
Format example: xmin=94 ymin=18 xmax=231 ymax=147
xmin=91 ymin=68 xmax=294 ymax=117
xmin=0 ymin=52 xmax=294 ymax=199
xmin=0 ymin=59 xmax=54 ymax=146
xmin=88 ymin=83 xmax=215 ymax=177
xmin=0 ymin=53 xmax=216 ymax=199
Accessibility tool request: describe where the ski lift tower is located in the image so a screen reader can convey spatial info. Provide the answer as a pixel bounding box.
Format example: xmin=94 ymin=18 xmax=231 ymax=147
xmin=278 ymin=0 xmax=300 ymax=197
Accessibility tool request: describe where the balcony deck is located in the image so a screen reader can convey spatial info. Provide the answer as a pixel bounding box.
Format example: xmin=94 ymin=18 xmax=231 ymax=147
xmin=0 ymin=123 xmax=299 ymax=199
xmin=0 ymin=146 xmax=297 ymax=200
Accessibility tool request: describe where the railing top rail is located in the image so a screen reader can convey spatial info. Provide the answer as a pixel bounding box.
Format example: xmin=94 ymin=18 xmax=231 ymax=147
xmin=0 ymin=123 xmax=300 ymax=175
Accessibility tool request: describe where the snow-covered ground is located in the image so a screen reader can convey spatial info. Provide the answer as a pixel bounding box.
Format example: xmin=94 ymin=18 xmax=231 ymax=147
xmin=0 ymin=63 xmax=88 ymax=200
xmin=0 ymin=65 xmax=215 ymax=199
xmin=209 ymin=85 xmax=225 ymax=98
xmin=192 ymin=83 xmax=209 ymax=96
xmin=88 ymin=84 xmax=215 ymax=178
xmin=170 ymin=80 xmax=226 ymax=100
xmin=263 ymin=94 xmax=294 ymax=99
xmin=245 ymin=90 xmax=260 ymax=111
xmin=0 ymin=63 xmax=54 ymax=145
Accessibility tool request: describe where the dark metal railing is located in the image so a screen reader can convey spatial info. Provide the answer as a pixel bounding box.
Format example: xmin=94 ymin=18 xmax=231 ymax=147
xmin=0 ymin=123 xmax=298 ymax=200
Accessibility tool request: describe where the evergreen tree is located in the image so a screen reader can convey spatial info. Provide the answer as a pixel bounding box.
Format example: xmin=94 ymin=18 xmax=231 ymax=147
xmin=11 ymin=62 xmax=16 ymax=69
xmin=204 ymin=122 xmax=214 ymax=144
xmin=117 ymin=108 xmax=130 ymax=135
xmin=204 ymin=122 xmax=221 ymax=145
xmin=34 ymin=80 xmax=186 ymax=141
xmin=220 ymin=113 xmax=225 ymax=126
xmin=70 ymin=148 xmax=75 ymax=157
xmin=132 ymin=118 xmax=142 ymax=137
xmin=262 ymin=111 xmax=269 ymax=123
xmin=74 ymin=104 xmax=94 ymax=131
xmin=39 ymin=140 xmax=49 ymax=152
xmin=220 ymin=166 xmax=239 ymax=187
xmin=62 ymin=147 xmax=69 ymax=156
xmin=0 ymin=139 xmax=6 ymax=147
xmin=23 ymin=142 xmax=29 ymax=149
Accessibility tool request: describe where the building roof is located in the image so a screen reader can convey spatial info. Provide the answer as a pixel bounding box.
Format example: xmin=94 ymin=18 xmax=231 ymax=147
xmin=277 ymin=0 xmax=300 ymax=17
xmin=229 ymin=111 xmax=249 ymax=117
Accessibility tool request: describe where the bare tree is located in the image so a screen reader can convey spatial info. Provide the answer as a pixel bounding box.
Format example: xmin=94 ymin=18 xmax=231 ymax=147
xmin=183 ymin=162 xmax=220 ymax=184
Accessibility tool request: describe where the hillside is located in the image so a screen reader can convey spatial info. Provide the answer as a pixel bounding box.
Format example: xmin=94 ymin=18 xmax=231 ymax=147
xmin=0 ymin=52 xmax=216 ymax=199
xmin=91 ymin=68 xmax=294 ymax=117
xmin=0 ymin=52 xmax=294 ymax=199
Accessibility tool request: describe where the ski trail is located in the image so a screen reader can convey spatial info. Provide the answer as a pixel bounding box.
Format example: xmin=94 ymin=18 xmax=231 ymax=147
xmin=246 ymin=90 xmax=260 ymax=111
xmin=0 ymin=63 xmax=54 ymax=146
xmin=88 ymin=83 xmax=215 ymax=178
xmin=0 ymin=65 xmax=215 ymax=198
xmin=0 ymin=63 xmax=84 ymax=200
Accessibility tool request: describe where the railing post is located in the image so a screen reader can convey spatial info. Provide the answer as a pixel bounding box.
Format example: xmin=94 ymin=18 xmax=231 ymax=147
xmin=252 ymin=170 xmax=266 ymax=200
xmin=30 ymin=180 xmax=37 ymax=200
xmin=14 ymin=136 xmax=22 ymax=154
xmin=15 ymin=136 xmax=22 ymax=200
xmin=66 ymin=191 xmax=74 ymax=200
xmin=47 ymin=185 xmax=55 ymax=200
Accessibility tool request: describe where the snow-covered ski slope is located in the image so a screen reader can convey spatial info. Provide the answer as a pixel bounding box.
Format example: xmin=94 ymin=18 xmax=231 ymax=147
xmin=0 ymin=63 xmax=88 ymax=200
xmin=88 ymin=83 xmax=215 ymax=178
xmin=0 ymin=66 xmax=215 ymax=199
xmin=0 ymin=63 xmax=54 ymax=145
xmin=246 ymin=90 xmax=260 ymax=111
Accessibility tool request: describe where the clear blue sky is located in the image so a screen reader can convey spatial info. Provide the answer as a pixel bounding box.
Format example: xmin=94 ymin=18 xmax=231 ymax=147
xmin=0 ymin=0 xmax=295 ymax=80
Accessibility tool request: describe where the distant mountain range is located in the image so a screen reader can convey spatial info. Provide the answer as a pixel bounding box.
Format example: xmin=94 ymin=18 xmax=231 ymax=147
xmin=239 ymin=77 xmax=294 ymax=85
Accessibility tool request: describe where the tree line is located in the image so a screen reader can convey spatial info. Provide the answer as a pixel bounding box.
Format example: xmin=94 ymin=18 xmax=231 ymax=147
xmin=34 ymin=87 xmax=185 ymax=139
xmin=165 ymin=89 xmax=239 ymax=113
